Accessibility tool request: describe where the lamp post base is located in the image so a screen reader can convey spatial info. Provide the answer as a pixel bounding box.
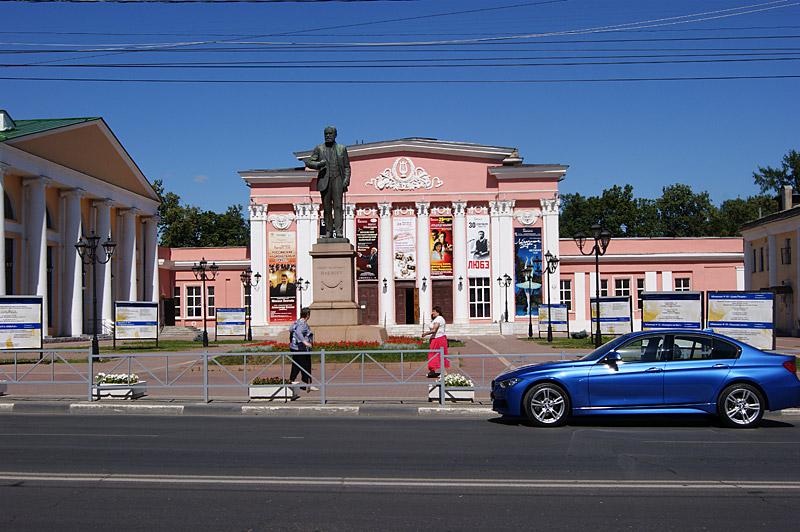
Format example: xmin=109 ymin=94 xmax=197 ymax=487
xmin=202 ymin=331 xmax=209 ymax=347
xmin=91 ymin=336 xmax=100 ymax=356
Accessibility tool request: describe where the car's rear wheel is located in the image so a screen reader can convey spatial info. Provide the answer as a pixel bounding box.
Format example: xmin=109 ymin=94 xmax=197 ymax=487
xmin=523 ymin=383 xmax=570 ymax=427
xmin=718 ymin=383 xmax=765 ymax=428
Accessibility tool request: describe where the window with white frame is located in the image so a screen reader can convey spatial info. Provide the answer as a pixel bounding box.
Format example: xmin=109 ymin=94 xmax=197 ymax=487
xmin=781 ymin=238 xmax=792 ymax=265
xmin=760 ymin=247 xmax=765 ymax=272
xmin=675 ymin=277 xmax=691 ymax=291
xmin=173 ymin=286 xmax=181 ymax=318
xmin=614 ymin=278 xmax=631 ymax=297
xmin=559 ymin=279 xmax=572 ymax=310
xmin=752 ymin=249 xmax=757 ymax=272
xmin=600 ymin=279 xmax=609 ymax=297
xmin=469 ymin=277 xmax=491 ymax=318
xmin=186 ymin=286 xmax=202 ymax=318
xmin=207 ymin=286 xmax=216 ymax=317
xmin=636 ymin=278 xmax=645 ymax=309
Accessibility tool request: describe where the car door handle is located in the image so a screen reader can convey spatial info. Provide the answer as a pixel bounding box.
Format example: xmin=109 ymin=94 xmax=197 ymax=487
xmin=645 ymin=367 xmax=663 ymax=373
xmin=712 ymin=364 xmax=729 ymax=369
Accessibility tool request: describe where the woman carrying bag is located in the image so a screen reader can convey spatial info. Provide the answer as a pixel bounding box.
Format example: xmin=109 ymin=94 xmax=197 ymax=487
xmin=422 ymin=306 xmax=450 ymax=378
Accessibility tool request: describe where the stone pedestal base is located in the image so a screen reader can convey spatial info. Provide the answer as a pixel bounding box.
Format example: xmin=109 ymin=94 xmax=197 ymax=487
xmin=308 ymin=241 xmax=359 ymax=330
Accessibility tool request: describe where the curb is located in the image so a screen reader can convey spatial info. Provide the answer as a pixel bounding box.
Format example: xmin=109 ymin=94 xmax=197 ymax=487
xmin=781 ymin=408 xmax=800 ymax=416
xmin=418 ymin=407 xmax=495 ymax=417
xmin=69 ymin=404 xmax=185 ymax=415
xmin=242 ymin=405 xmax=360 ymax=416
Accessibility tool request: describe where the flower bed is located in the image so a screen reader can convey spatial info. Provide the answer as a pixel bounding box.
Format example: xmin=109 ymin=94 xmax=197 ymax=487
xmin=94 ymin=373 xmax=146 ymax=399
xmin=428 ymin=373 xmax=475 ymax=402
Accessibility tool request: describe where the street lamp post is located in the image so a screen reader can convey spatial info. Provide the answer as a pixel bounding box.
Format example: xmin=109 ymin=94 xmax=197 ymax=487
xmin=239 ymin=267 xmax=261 ymax=341
xmin=75 ymin=231 xmax=116 ymax=356
xmin=497 ymin=273 xmax=512 ymax=323
xmin=297 ymin=276 xmax=310 ymax=310
xmin=543 ymin=251 xmax=560 ymax=343
xmin=192 ymin=257 xmax=219 ymax=347
xmin=574 ymin=224 xmax=612 ymax=348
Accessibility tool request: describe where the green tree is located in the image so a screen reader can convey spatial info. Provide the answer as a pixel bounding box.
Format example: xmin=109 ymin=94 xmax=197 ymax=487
xmin=656 ymin=184 xmax=717 ymax=237
xmin=753 ymin=149 xmax=800 ymax=194
xmin=711 ymin=195 xmax=778 ymax=236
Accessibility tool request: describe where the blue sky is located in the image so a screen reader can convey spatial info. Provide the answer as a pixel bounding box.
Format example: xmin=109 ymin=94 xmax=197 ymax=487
xmin=1 ymin=0 xmax=798 ymax=212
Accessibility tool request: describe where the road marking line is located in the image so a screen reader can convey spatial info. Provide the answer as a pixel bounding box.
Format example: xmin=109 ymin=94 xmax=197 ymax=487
xmin=0 ymin=472 xmax=798 ymax=490
xmin=2 ymin=433 xmax=159 ymax=437
xmin=473 ymin=338 xmax=510 ymax=366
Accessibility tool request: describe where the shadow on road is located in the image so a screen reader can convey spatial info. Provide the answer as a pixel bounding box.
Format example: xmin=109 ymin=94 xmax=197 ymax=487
xmin=487 ymin=414 xmax=795 ymax=429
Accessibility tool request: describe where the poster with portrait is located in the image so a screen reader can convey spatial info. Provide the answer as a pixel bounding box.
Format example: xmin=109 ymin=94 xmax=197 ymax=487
xmin=0 ymin=296 xmax=43 ymax=350
xmin=514 ymin=227 xmax=542 ymax=317
xmin=268 ymin=231 xmax=297 ymax=322
xmin=707 ymin=291 xmax=774 ymax=350
xmin=393 ymin=217 xmax=417 ymax=280
xmin=467 ymin=215 xmax=491 ymax=277
xmin=429 ymin=215 xmax=453 ymax=278
xmin=356 ymin=217 xmax=379 ymax=281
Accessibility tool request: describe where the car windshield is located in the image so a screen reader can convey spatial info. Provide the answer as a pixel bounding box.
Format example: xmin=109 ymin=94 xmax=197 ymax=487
xmin=579 ymin=335 xmax=630 ymax=361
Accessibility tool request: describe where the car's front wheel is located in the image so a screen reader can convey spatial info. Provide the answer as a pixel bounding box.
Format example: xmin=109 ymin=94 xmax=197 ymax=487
xmin=523 ymin=383 xmax=570 ymax=427
xmin=718 ymin=383 xmax=765 ymax=428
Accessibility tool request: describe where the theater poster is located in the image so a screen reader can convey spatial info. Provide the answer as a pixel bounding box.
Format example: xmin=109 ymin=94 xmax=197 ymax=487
xmin=467 ymin=215 xmax=490 ymax=277
xmin=514 ymin=227 xmax=542 ymax=317
xmin=356 ymin=217 xmax=379 ymax=281
xmin=393 ymin=217 xmax=417 ymax=280
xmin=268 ymin=231 xmax=297 ymax=322
xmin=430 ymin=215 xmax=453 ymax=278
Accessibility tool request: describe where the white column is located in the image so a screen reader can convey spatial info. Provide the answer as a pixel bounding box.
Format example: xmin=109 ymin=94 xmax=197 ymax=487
xmin=489 ymin=201 xmax=502 ymax=322
xmin=344 ymin=203 xmax=356 ymax=246
xmin=249 ymin=203 xmax=268 ymax=328
xmin=645 ymin=271 xmax=658 ymax=291
xmin=415 ymin=202 xmax=431 ymax=326
xmin=0 ymin=163 xmax=7 ymax=295
xmin=452 ymin=201 xmax=468 ymax=324
xmin=294 ymin=203 xmax=313 ymax=312
xmin=143 ymin=215 xmax=159 ymax=302
xmin=118 ymin=209 xmax=138 ymax=301
xmin=490 ymin=200 xmax=515 ymax=323
xmin=24 ymin=177 xmax=48 ymax=334
xmin=61 ymin=189 xmax=83 ymax=336
xmin=743 ymin=241 xmax=753 ymax=290
xmin=736 ymin=266 xmax=745 ymax=291
xmin=378 ymin=202 xmax=395 ymax=327
xmin=541 ymin=196 xmax=561 ymax=305
xmin=661 ymin=271 xmax=673 ymax=291
xmin=573 ymin=271 xmax=586 ymax=330
xmin=94 ymin=199 xmax=113 ymax=332
xmin=768 ymin=234 xmax=778 ymax=288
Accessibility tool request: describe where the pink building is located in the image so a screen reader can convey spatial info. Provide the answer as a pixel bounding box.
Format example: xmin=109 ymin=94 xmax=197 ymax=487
xmin=158 ymin=137 xmax=745 ymax=337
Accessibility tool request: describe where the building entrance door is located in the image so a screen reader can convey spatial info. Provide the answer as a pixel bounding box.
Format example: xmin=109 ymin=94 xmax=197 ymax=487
xmin=357 ymin=283 xmax=379 ymax=325
xmin=395 ymin=281 xmax=418 ymax=325
xmin=432 ymin=280 xmax=454 ymax=321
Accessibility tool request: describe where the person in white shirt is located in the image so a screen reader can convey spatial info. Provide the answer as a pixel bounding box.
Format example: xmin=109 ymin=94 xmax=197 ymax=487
xmin=422 ymin=306 xmax=450 ymax=378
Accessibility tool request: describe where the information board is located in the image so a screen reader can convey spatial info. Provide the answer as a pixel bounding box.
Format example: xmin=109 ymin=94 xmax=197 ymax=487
xmin=590 ymin=296 xmax=633 ymax=335
xmin=538 ymin=304 xmax=569 ymax=333
xmin=114 ymin=301 xmax=158 ymax=340
xmin=707 ymin=291 xmax=775 ymax=350
xmin=641 ymin=291 xmax=703 ymax=330
xmin=216 ymin=308 xmax=246 ymax=337
xmin=0 ymin=296 xmax=43 ymax=350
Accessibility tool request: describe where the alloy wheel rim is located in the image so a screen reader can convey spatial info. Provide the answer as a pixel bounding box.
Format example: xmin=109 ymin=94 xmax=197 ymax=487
xmin=724 ymin=388 xmax=761 ymax=425
xmin=530 ymin=387 xmax=565 ymax=424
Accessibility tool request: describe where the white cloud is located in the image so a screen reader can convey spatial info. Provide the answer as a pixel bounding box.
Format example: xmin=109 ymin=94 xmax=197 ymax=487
xmin=193 ymin=174 xmax=209 ymax=184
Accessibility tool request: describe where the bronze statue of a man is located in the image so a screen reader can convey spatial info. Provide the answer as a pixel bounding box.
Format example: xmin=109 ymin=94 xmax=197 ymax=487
xmin=305 ymin=126 xmax=351 ymax=239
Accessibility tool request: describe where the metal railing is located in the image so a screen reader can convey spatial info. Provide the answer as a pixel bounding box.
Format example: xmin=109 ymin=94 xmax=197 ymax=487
xmin=0 ymin=349 xmax=92 ymax=385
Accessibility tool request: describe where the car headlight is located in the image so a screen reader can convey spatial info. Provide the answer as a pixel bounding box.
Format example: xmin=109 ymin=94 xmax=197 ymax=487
xmin=498 ymin=377 xmax=521 ymax=389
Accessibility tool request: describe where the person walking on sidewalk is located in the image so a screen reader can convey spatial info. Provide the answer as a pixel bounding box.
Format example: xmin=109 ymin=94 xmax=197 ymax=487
xmin=289 ymin=307 xmax=318 ymax=391
xmin=422 ymin=306 xmax=450 ymax=378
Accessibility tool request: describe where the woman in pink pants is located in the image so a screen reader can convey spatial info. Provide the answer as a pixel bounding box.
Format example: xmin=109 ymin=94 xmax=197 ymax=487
xmin=422 ymin=306 xmax=450 ymax=378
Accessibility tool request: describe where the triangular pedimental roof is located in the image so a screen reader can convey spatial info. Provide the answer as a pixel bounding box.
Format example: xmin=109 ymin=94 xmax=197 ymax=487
xmin=0 ymin=116 xmax=100 ymax=142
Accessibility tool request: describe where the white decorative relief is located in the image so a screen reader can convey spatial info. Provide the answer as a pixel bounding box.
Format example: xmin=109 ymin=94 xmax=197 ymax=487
xmin=378 ymin=202 xmax=392 ymax=218
xmin=393 ymin=207 xmax=415 ymax=216
xmin=344 ymin=203 xmax=356 ymax=220
xmin=467 ymin=205 xmax=489 ymax=215
xmin=431 ymin=205 xmax=451 ymax=216
xmin=268 ymin=213 xmax=295 ymax=230
xmin=540 ymin=195 xmax=561 ymax=216
xmin=248 ymin=201 xmax=268 ymax=221
xmin=489 ymin=199 xmax=515 ymax=216
xmin=452 ymin=201 xmax=467 ymax=217
xmin=366 ymin=157 xmax=443 ymax=191
xmin=357 ymin=207 xmax=378 ymax=217
xmin=414 ymin=202 xmax=430 ymax=217
xmin=515 ymin=209 xmax=541 ymax=226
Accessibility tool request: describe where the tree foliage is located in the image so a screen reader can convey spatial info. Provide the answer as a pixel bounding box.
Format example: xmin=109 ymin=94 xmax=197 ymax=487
xmin=753 ymin=149 xmax=800 ymax=194
xmin=153 ymin=179 xmax=249 ymax=247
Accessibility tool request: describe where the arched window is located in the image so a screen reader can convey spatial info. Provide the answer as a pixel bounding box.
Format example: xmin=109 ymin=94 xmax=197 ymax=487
xmin=4 ymin=192 xmax=13 ymax=220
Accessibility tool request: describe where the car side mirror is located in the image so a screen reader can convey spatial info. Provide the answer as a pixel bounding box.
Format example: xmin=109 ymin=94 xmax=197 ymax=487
xmin=604 ymin=352 xmax=623 ymax=364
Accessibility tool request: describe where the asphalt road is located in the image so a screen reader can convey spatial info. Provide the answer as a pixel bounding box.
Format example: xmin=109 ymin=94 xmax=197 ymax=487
xmin=1 ymin=413 xmax=799 ymax=531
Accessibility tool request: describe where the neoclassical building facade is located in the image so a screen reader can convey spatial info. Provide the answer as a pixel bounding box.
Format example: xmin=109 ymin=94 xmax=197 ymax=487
xmin=0 ymin=110 xmax=160 ymax=338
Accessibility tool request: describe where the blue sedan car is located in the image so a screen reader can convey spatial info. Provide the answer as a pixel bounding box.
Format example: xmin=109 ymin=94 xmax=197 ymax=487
xmin=491 ymin=330 xmax=800 ymax=428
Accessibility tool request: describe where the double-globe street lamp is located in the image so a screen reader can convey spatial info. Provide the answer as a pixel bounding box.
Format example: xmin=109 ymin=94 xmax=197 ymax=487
xmin=239 ymin=267 xmax=261 ymax=341
xmin=497 ymin=273 xmax=512 ymax=323
xmin=297 ymin=277 xmax=311 ymax=310
xmin=574 ymin=224 xmax=612 ymax=348
xmin=75 ymin=231 xmax=116 ymax=356
xmin=543 ymin=251 xmax=561 ymax=343
xmin=192 ymin=257 xmax=219 ymax=347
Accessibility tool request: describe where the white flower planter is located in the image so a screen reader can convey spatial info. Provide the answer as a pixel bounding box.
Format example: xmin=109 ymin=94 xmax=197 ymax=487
xmin=249 ymin=385 xmax=298 ymax=401
xmin=0 ymin=381 xmax=7 ymax=395
xmin=95 ymin=381 xmax=147 ymax=399
xmin=428 ymin=385 xmax=475 ymax=402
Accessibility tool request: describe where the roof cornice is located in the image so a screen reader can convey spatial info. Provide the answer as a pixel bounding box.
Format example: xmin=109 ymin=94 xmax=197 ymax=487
xmin=239 ymin=168 xmax=313 ymax=186
xmin=489 ymin=164 xmax=568 ymax=180
xmin=294 ymin=138 xmax=517 ymax=161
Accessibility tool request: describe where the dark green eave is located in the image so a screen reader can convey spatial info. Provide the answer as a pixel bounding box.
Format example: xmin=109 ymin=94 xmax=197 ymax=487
xmin=0 ymin=117 xmax=100 ymax=142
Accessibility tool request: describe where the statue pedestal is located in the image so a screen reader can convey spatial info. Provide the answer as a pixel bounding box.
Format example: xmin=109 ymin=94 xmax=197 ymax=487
xmin=308 ymin=240 xmax=386 ymax=343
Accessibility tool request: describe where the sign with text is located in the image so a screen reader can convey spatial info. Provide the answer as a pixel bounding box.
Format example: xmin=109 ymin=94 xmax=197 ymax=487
xmin=216 ymin=308 xmax=246 ymax=337
xmin=707 ymin=291 xmax=775 ymax=350
xmin=430 ymin=215 xmax=453 ymax=278
xmin=356 ymin=217 xmax=379 ymax=281
xmin=467 ymin=215 xmax=490 ymax=277
xmin=641 ymin=291 xmax=703 ymax=330
xmin=590 ymin=296 xmax=633 ymax=335
xmin=0 ymin=296 xmax=43 ymax=350
xmin=538 ymin=304 xmax=569 ymax=333
xmin=115 ymin=301 xmax=158 ymax=340
xmin=268 ymin=231 xmax=297 ymax=322
xmin=393 ymin=217 xmax=417 ymax=280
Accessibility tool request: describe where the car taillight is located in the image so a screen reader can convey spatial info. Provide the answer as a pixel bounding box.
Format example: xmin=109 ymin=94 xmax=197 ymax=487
xmin=783 ymin=359 xmax=797 ymax=375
